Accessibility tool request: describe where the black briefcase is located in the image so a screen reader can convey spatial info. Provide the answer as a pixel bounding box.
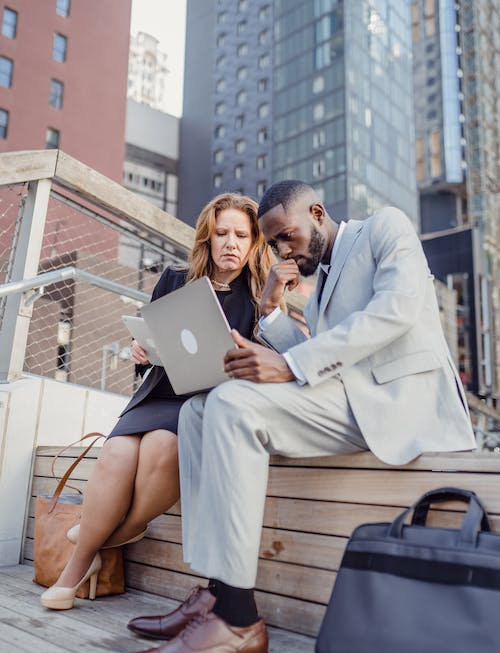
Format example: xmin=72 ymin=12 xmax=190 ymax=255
xmin=316 ymin=487 xmax=500 ymax=653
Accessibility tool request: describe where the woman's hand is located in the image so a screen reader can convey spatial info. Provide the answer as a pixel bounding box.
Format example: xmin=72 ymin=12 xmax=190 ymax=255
xmin=260 ymin=260 xmax=300 ymax=316
xmin=224 ymin=330 xmax=295 ymax=383
xmin=130 ymin=339 xmax=150 ymax=365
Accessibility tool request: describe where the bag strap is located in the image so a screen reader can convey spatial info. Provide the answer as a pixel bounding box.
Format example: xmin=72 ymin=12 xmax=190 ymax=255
xmin=388 ymin=486 xmax=491 ymax=546
xmin=48 ymin=432 xmax=104 ymax=514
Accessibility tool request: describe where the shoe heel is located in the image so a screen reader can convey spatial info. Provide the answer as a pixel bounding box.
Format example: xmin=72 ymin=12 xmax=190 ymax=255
xmin=88 ymin=571 xmax=98 ymax=600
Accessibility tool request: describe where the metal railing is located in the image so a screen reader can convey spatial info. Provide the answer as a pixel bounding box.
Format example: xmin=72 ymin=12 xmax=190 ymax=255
xmin=0 ymin=150 xmax=194 ymax=393
xmin=0 ymin=149 xmax=306 ymax=395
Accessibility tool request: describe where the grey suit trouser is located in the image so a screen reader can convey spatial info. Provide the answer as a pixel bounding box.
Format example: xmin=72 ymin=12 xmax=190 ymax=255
xmin=177 ymin=377 xmax=367 ymax=588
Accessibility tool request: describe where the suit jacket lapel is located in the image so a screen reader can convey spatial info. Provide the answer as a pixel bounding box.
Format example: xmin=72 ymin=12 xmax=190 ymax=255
xmin=318 ymin=220 xmax=364 ymax=318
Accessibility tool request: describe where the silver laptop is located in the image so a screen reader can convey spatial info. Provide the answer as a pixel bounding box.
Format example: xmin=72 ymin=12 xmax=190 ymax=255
xmin=139 ymin=276 xmax=236 ymax=394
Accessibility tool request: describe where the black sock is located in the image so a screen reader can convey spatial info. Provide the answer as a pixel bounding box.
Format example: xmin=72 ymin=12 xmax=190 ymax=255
xmin=208 ymin=578 xmax=219 ymax=597
xmin=212 ymin=581 xmax=259 ymax=627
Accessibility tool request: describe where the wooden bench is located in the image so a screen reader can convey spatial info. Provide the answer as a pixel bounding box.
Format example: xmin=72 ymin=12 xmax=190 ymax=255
xmin=25 ymin=446 xmax=500 ymax=637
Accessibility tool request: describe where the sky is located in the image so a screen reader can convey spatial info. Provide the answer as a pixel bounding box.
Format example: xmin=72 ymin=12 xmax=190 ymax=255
xmin=130 ymin=0 xmax=187 ymax=117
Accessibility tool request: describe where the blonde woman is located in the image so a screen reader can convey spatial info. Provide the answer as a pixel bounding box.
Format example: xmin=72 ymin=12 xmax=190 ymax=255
xmin=41 ymin=193 xmax=276 ymax=610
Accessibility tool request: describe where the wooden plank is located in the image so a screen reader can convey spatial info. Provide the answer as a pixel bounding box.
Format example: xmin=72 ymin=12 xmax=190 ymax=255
xmin=0 ymin=565 xmax=183 ymax=652
xmin=140 ymin=516 xmax=345 ymax=571
xmin=34 ymin=455 xmax=97 ymax=481
xmin=0 ymin=150 xmax=57 ymax=186
xmin=267 ymin=467 xmax=500 ymax=510
xmin=29 ymin=487 xmax=500 ymax=542
xmin=31 ymin=475 xmax=86 ymax=496
xmin=271 ymin=450 xmax=500 ymax=472
xmin=125 ymin=539 xmax=335 ymax=604
xmin=54 ymin=150 xmax=195 ymax=250
xmin=36 ymin=446 xmax=500 ymax=473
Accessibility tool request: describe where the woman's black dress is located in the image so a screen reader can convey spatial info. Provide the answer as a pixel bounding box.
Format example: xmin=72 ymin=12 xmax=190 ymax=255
xmin=107 ymin=267 xmax=256 ymax=438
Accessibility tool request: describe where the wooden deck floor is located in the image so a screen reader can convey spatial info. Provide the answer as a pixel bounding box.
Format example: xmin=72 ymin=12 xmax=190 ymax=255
xmin=0 ymin=566 xmax=315 ymax=653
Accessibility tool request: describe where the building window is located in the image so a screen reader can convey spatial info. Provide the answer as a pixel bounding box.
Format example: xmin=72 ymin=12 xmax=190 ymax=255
xmin=56 ymin=0 xmax=71 ymax=17
xmin=237 ymin=66 xmax=247 ymax=81
xmin=259 ymin=53 xmax=269 ymax=68
xmin=237 ymin=43 xmax=248 ymax=57
xmin=258 ymin=103 xmax=269 ymax=118
xmin=313 ymin=74 xmax=325 ymax=94
xmin=214 ymin=149 xmax=224 ymax=164
xmin=416 ymin=136 xmax=424 ymax=182
xmin=214 ymin=173 xmax=222 ymax=188
xmin=0 ymin=108 xmax=9 ymax=138
xmin=411 ymin=2 xmax=419 ymax=42
xmin=1 ymin=7 xmax=17 ymax=38
xmin=257 ymin=154 xmax=267 ymax=170
xmin=215 ymin=124 xmax=226 ymax=139
xmin=216 ymin=55 xmax=226 ymax=68
xmin=259 ymin=5 xmax=270 ymax=22
xmin=313 ymin=129 xmax=326 ymax=149
xmin=216 ymin=78 xmax=226 ymax=93
xmin=313 ymin=102 xmax=325 ymax=120
xmin=257 ymin=180 xmax=267 ymax=197
xmin=312 ymin=159 xmax=326 ymax=178
xmin=217 ymin=11 xmax=227 ymax=24
xmin=238 ymin=0 xmax=248 ymax=10
xmin=215 ymin=102 xmax=226 ymax=115
xmin=46 ymin=127 xmax=60 ymax=149
xmin=49 ymin=79 xmax=64 ymax=108
xmin=430 ymin=130 xmax=441 ymax=178
xmin=236 ymin=90 xmax=247 ymax=106
xmin=217 ymin=33 xmax=226 ymax=47
xmin=234 ymin=164 xmax=244 ymax=180
xmin=257 ymin=128 xmax=267 ymax=144
xmin=53 ymin=33 xmax=67 ymax=62
xmin=259 ymin=29 xmax=269 ymax=45
xmin=258 ymin=78 xmax=268 ymax=93
xmin=235 ymin=115 xmax=244 ymax=129
xmin=424 ymin=0 xmax=435 ymax=36
xmin=237 ymin=20 xmax=246 ymax=34
xmin=0 ymin=56 xmax=13 ymax=87
xmin=235 ymin=139 xmax=246 ymax=153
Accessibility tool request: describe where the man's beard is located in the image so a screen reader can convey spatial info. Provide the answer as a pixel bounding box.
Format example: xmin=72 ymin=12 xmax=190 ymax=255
xmin=298 ymin=225 xmax=325 ymax=276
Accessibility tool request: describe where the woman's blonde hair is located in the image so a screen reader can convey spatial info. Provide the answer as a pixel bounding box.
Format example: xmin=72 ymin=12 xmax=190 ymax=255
xmin=185 ymin=192 xmax=277 ymax=311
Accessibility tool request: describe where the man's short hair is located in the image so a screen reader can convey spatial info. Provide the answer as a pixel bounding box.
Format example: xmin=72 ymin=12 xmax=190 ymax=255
xmin=257 ymin=180 xmax=312 ymax=218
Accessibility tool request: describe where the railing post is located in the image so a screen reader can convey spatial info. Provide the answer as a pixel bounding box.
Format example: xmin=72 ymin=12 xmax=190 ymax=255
xmin=0 ymin=179 xmax=51 ymax=382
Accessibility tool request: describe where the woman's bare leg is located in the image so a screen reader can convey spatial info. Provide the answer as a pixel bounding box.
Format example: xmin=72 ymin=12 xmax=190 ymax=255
xmin=104 ymin=429 xmax=180 ymax=546
xmin=54 ymin=435 xmax=141 ymax=587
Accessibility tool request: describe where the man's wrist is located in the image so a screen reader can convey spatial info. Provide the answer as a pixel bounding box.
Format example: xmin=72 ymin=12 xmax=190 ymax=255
xmin=261 ymin=301 xmax=279 ymax=317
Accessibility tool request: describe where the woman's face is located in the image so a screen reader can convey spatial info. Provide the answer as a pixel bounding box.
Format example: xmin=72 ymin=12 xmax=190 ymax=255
xmin=210 ymin=208 xmax=253 ymax=274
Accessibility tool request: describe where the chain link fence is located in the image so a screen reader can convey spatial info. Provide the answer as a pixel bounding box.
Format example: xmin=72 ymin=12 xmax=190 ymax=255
xmin=1 ymin=183 xmax=189 ymax=395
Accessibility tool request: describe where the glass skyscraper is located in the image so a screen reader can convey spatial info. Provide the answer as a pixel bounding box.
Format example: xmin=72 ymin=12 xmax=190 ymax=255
xmin=179 ymin=0 xmax=418 ymax=227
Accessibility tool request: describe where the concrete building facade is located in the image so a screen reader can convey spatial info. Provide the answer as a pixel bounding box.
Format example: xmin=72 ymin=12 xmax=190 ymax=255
xmin=128 ymin=31 xmax=169 ymax=114
xmin=0 ymin=0 xmax=131 ymax=181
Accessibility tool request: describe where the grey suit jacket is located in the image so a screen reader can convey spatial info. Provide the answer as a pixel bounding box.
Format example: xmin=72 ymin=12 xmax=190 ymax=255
xmin=259 ymin=207 xmax=476 ymax=464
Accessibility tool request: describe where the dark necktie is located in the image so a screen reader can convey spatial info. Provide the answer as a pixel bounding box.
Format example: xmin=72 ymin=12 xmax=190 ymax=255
xmin=317 ymin=268 xmax=328 ymax=305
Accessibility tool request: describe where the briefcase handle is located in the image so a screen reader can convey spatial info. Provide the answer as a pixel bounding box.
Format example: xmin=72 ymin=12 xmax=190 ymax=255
xmin=388 ymin=486 xmax=492 ymax=546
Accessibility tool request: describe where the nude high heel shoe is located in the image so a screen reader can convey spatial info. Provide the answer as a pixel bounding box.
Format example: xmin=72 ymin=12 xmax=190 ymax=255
xmin=66 ymin=523 xmax=147 ymax=548
xmin=40 ymin=553 xmax=102 ymax=610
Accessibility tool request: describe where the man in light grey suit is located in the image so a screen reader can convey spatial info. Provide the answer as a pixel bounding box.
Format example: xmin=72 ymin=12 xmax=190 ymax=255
xmin=134 ymin=180 xmax=475 ymax=653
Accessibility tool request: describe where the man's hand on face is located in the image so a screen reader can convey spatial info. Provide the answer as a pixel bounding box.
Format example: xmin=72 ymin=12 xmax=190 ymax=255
xmin=260 ymin=260 xmax=300 ymax=316
xmin=224 ymin=329 xmax=295 ymax=383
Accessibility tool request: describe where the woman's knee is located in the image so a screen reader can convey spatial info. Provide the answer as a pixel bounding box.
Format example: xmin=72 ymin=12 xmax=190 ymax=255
xmin=98 ymin=435 xmax=140 ymax=471
xmin=141 ymin=429 xmax=179 ymax=472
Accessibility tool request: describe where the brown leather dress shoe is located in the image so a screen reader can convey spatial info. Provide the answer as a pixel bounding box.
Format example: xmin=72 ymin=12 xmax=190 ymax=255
xmin=127 ymin=586 xmax=216 ymax=640
xmin=132 ymin=612 xmax=268 ymax=653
